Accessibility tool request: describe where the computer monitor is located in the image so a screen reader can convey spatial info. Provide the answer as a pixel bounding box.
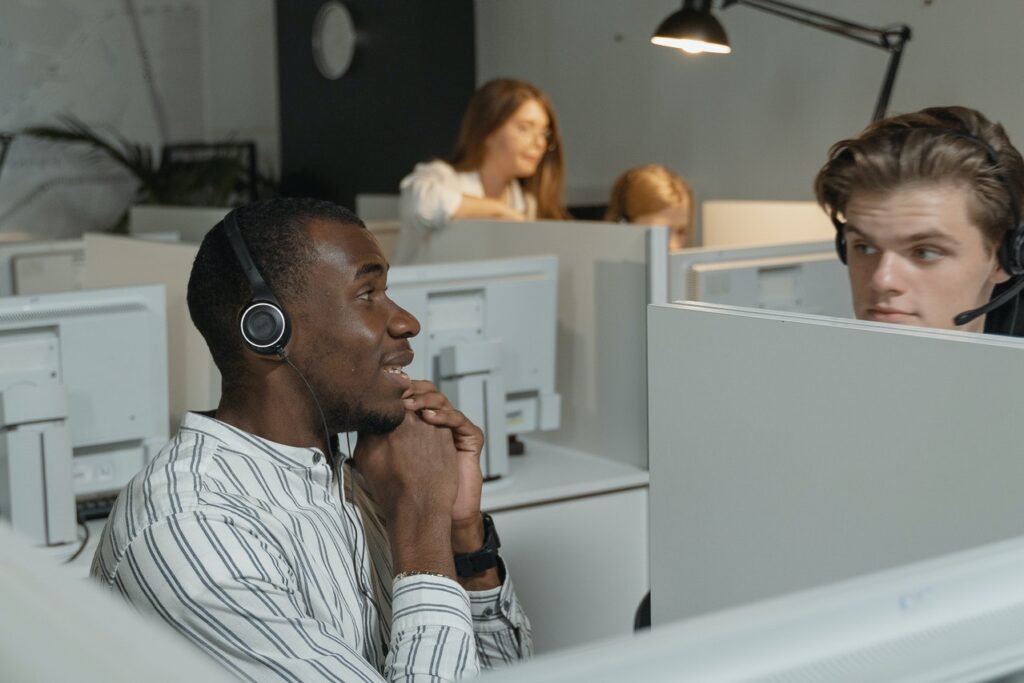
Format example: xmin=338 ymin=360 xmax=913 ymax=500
xmin=481 ymin=535 xmax=1024 ymax=683
xmin=669 ymin=240 xmax=833 ymax=301
xmin=407 ymin=218 xmax=668 ymax=470
xmin=386 ymin=255 xmax=561 ymax=478
xmin=648 ymin=303 xmax=1024 ymax=624
xmin=687 ymin=251 xmax=852 ymax=318
xmin=0 ymin=239 xmax=85 ymax=297
xmin=700 ymin=199 xmax=834 ymax=248
xmin=0 ymin=285 xmax=169 ymax=503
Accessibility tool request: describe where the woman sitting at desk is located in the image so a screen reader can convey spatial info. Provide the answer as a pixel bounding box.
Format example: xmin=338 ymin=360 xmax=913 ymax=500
xmin=395 ymin=78 xmax=567 ymax=263
xmin=606 ymin=164 xmax=693 ymax=251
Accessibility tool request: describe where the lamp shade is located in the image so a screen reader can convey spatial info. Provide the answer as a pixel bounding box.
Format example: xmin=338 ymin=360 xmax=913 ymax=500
xmin=651 ymin=3 xmax=731 ymax=54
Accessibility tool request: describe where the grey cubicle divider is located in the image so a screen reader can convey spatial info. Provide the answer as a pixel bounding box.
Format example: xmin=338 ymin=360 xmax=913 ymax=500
xmin=417 ymin=219 xmax=668 ymax=469
xmin=83 ymin=233 xmax=215 ymax=431
xmin=648 ymin=302 xmax=1024 ymax=626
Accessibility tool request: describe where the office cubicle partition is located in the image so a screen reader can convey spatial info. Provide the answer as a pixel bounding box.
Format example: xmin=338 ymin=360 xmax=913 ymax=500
xmin=482 ymin=535 xmax=1024 ymax=683
xmin=648 ymin=303 xmax=1024 ymax=625
xmin=83 ymin=234 xmax=218 ymax=428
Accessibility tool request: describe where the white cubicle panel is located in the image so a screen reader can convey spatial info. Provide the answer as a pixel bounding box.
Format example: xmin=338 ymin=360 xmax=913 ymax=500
xmin=83 ymin=234 xmax=218 ymax=429
xmin=648 ymin=303 xmax=1024 ymax=625
xmin=129 ymin=204 xmax=230 ymax=243
xmin=417 ymin=219 xmax=668 ymax=469
xmin=364 ymin=219 xmax=400 ymax=261
xmin=482 ymin=535 xmax=1024 ymax=683
xmin=355 ymin=193 xmax=400 ymax=220
xmin=701 ymin=200 xmax=834 ymax=248
xmin=2 ymin=522 xmax=232 ymax=682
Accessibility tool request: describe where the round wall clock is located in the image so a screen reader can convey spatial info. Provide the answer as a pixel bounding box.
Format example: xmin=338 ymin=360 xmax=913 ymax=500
xmin=312 ymin=1 xmax=356 ymax=80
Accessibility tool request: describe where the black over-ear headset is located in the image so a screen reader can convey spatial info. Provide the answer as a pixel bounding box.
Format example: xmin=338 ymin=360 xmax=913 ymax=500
xmin=221 ymin=209 xmax=292 ymax=355
xmin=220 ymin=207 xmax=343 ymax=458
xmin=830 ymin=127 xmax=1024 ymax=328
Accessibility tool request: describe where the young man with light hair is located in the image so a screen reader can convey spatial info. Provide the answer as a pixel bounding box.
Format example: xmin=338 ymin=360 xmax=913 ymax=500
xmin=815 ymin=105 xmax=1024 ymax=335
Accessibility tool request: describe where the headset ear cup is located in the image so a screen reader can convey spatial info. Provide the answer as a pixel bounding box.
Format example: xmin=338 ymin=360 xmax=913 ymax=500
xmin=834 ymin=226 xmax=847 ymax=264
xmin=240 ymin=301 xmax=291 ymax=355
xmin=1001 ymin=225 xmax=1024 ymax=277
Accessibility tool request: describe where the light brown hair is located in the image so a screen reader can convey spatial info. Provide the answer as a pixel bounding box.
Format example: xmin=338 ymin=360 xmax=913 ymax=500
xmin=451 ymin=78 xmax=567 ymax=219
xmin=814 ymin=106 xmax=1024 ymax=250
xmin=605 ymin=164 xmax=693 ymax=224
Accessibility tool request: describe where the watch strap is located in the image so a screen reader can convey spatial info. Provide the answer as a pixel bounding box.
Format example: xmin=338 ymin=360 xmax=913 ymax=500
xmin=454 ymin=513 xmax=501 ymax=578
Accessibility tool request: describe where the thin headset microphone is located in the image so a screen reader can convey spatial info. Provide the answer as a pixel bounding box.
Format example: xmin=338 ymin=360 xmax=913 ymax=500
xmin=953 ymin=275 xmax=1024 ymax=327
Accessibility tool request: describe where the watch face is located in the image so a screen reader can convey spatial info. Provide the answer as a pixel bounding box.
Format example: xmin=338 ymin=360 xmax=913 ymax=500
xmin=312 ymin=1 xmax=356 ymax=80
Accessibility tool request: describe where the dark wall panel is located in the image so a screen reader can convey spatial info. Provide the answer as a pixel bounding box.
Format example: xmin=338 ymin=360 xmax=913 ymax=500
xmin=276 ymin=1 xmax=476 ymax=209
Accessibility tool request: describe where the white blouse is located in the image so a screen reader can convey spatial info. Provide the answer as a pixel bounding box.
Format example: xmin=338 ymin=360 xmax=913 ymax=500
xmin=394 ymin=160 xmax=537 ymax=264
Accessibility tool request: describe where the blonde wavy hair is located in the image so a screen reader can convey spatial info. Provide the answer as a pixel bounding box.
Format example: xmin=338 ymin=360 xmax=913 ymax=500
xmin=606 ymin=165 xmax=692 ymax=222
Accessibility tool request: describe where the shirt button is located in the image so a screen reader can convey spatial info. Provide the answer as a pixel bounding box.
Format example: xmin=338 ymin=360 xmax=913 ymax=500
xmin=482 ymin=607 xmax=494 ymax=616
xmin=502 ymin=600 xmax=511 ymax=611
xmin=312 ymin=453 xmax=322 ymax=464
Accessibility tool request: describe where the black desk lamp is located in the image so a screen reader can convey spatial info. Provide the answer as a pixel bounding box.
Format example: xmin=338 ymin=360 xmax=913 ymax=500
xmin=651 ymin=0 xmax=911 ymax=122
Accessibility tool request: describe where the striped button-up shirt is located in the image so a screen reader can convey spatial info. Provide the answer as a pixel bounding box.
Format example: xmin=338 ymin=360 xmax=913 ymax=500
xmin=91 ymin=412 xmax=532 ymax=682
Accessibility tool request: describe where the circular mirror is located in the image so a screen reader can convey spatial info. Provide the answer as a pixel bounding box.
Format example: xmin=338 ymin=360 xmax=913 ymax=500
xmin=312 ymin=2 xmax=356 ymax=80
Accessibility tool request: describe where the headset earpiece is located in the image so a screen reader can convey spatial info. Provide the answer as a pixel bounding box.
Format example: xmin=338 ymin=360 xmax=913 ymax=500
xmin=831 ymin=211 xmax=848 ymax=264
xmin=221 ymin=210 xmax=292 ymax=356
xmin=239 ymin=301 xmax=290 ymax=355
xmin=997 ymin=215 xmax=1024 ymax=277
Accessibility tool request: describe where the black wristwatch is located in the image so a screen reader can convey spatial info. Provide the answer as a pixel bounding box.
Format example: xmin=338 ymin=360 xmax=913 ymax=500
xmin=454 ymin=513 xmax=501 ymax=578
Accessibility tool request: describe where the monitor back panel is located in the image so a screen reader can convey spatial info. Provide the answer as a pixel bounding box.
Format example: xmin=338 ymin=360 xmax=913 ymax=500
xmin=688 ymin=252 xmax=853 ymax=318
xmin=648 ymin=303 xmax=1024 ymax=624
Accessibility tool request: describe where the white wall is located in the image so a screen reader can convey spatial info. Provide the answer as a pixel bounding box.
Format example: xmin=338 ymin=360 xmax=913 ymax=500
xmin=0 ymin=0 xmax=277 ymax=238
xmin=475 ymin=0 xmax=1024 ymax=206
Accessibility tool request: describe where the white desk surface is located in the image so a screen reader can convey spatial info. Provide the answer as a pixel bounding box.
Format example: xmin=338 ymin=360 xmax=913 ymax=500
xmin=482 ymin=438 xmax=649 ymax=512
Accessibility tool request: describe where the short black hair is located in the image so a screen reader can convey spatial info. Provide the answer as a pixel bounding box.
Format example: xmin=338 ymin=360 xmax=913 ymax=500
xmin=187 ymin=198 xmax=364 ymax=385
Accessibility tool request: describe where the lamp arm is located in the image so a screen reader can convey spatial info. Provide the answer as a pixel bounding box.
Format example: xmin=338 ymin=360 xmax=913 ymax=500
xmin=872 ymin=27 xmax=910 ymax=122
xmin=722 ymin=0 xmax=911 ymax=121
xmin=725 ymin=0 xmax=882 ymax=38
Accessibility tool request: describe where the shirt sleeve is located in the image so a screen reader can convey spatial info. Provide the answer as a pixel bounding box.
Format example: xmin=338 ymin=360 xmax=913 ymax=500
xmin=99 ymin=514 xmax=480 ymax=683
xmin=467 ymin=559 xmax=534 ymax=667
xmin=399 ymin=160 xmax=465 ymax=234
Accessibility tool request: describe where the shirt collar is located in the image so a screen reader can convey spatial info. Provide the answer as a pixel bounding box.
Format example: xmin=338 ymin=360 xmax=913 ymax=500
xmin=181 ymin=411 xmax=331 ymax=470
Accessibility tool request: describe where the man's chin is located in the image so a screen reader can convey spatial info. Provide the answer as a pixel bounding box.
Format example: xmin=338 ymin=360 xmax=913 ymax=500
xmin=352 ymin=408 xmax=405 ymax=435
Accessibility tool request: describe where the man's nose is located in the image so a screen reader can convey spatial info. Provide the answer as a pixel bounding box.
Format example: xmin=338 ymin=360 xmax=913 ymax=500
xmin=871 ymin=251 xmax=907 ymax=295
xmin=388 ymin=302 xmax=421 ymax=338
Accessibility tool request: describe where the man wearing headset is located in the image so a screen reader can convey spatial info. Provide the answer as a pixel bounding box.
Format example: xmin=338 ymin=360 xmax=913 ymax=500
xmin=814 ymin=105 xmax=1024 ymax=336
xmin=91 ymin=199 xmax=531 ymax=681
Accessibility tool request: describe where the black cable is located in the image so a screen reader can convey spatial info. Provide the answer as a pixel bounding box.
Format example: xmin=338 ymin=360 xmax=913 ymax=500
xmin=278 ymin=349 xmax=334 ymax=460
xmin=279 ymin=350 xmax=381 ymax=616
xmin=1007 ymin=291 xmax=1021 ymax=336
xmin=64 ymin=516 xmax=90 ymax=564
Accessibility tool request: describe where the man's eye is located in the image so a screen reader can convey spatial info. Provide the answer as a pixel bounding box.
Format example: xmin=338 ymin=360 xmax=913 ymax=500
xmin=852 ymin=243 xmax=878 ymax=256
xmin=913 ymin=247 xmax=943 ymax=262
xmin=357 ymin=289 xmax=373 ymax=301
